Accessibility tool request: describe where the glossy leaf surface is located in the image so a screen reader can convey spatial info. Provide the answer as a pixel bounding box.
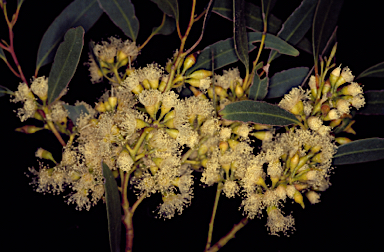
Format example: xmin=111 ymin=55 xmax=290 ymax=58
xmin=98 ymin=0 xmax=139 ymax=41
xmin=333 ymin=138 xmax=384 ymax=165
xmin=266 ymin=67 xmax=309 ymax=98
xmin=269 ymin=0 xmax=317 ymax=62
xmin=219 ymin=100 xmax=300 ymax=125
xmin=357 ymin=90 xmax=384 ymax=115
xmin=356 ymin=61 xmax=384 ymax=79
xmin=47 ymin=27 xmax=84 ymax=105
xmin=312 ymin=0 xmax=344 ymax=59
xmin=234 ymin=0 xmax=249 ymax=70
xmin=212 ymin=1 xmax=281 ymax=33
xmin=36 ymin=0 xmax=102 ymax=71
xmin=248 ymin=32 xmax=299 ymax=56
xmin=249 ymin=74 xmax=268 ymax=100
xmin=102 ymin=162 xmax=121 ymax=252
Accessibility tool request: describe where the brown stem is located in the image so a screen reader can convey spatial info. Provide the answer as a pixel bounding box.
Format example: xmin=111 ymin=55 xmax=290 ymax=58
xmin=206 ymin=218 xmax=249 ymax=252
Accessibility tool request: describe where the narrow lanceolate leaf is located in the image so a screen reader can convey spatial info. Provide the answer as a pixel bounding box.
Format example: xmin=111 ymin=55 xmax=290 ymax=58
xmin=356 ymin=62 xmax=384 ymax=79
xmin=151 ymin=14 xmax=176 ymax=36
xmin=357 ymin=90 xmax=384 ymax=115
xmin=48 ymin=27 xmax=84 ymax=106
xmin=62 ymin=104 xmax=90 ymax=124
xmin=233 ymin=0 xmax=249 ymax=70
xmin=296 ymin=37 xmax=312 ymax=54
xmin=219 ymin=100 xmax=300 ymax=126
xmin=333 ymin=138 xmax=384 ymax=165
xmin=36 ymin=0 xmax=102 ymax=71
xmin=213 ymin=1 xmax=282 ymax=34
xmin=151 ymin=0 xmax=179 ymax=20
xmin=312 ymin=0 xmax=344 ymax=59
xmin=186 ymin=37 xmax=256 ymax=74
xmin=249 ymin=74 xmax=268 ymax=100
xmin=269 ymin=0 xmax=317 ymax=62
xmin=248 ymin=32 xmax=299 ymax=56
xmin=98 ymin=0 xmax=139 ymax=41
xmin=266 ymin=67 xmax=309 ymax=99
xmin=0 ymin=85 xmax=12 ymax=97
xmin=188 ymin=31 xmax=297 ymax=74
xmin=102 ymin=162 xmax=121 ymax=252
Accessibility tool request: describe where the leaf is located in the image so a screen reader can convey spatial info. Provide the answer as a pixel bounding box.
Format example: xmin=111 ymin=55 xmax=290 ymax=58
xmin=0 ymin=85 xmax=12 ymax=97
xmin=102 ymin=162 xmax=121 ymax=252
xmin=187 ymin=31 xmax=297 ymax=74
xmin=213 ymin=1 xmax=282 ymax=34
xmin=312 ymin=0 xmax=344 ymax=59
xmin=269 ymin=0 xmax=317 ymax=62
xmin=186 ymin=37 xmax=256 ymax=74
xmin=233 ymin=0 xmax=249 ymax=70
xmin=249 ymin=74 xmax=268 ymax=100
xmin=98 ymin=0 xmax=139 ymax=41
xmin=356 ymin=62 xmax=384 ymax=79
xmin=248 ymin=32 xmax=299 ymax=57
xmin=333 ymin=138 xmax=384 ymax=165
xmin=266 ymin=67 xmax=309 ymax=99
xmin=62 ymin=104 xmax=90 ymax=124
xmin=296 ymin=37 xmax=312 ymax=54
xmin=261 ymin=0 xmax=277 ymax=18
xmin=0 ymin=47 xmax=6 ymax=62
xmin=357 ymin=90 xmax=384 ymax=115
xmin=151 ymin=0 xmax=179 ymax=20
xmin=36 ymin=0 xmax=102 ymax=71
xmin=219 ymin=100 xmax=300 ymax=126
xmin=151 ymin=14 xmax=176 ymax=36
xmin=47 ymin=27 xmax=84 ymax=106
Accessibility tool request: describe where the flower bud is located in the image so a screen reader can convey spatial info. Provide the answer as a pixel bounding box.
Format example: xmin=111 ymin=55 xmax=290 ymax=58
xmin=165 ymin=128 xmax=179 ymax=139
xmin=182 ymin=54 xmax=196 ymax=73
xmin=228 ymin=139 xmax=239 ymax=150
xmin=235 ymin=85 xmax=244 ymax=98
xmin=219 ymin=141 xmax=229 ymax=154
xmin=335 ymin=137 xmax=352 ymax=145
xmin=164 ymin=118 xmax=175 ymax=128
xmin=131 ymin=84 xmax=144 ymax=94
xmin=108 ymin=97 xmax=118 ymax=109
xmin=104 ymin=100 xmax=112 ymax=111
xmin=15 ymin=125 xmax=44 ymax=134
xmin=142 ymin=79 xmax=151 ymax=89
xmin=253 ymin=131 xmax=272 ymax=141
xmin=95 ymin=101 xmax=106 ymax=113
xmin=329 ymin=66 xmax=341 ymax=86
xmin=253 ymin=124 xmax=272 ymax=130
xmin=185 ymin=78 xmax=201 ymax=87
xmin=188 ymin=69 xmax=212 ymax=79
xmin=136 ymin=118 xmax=148 ymax=129
xmin=290 ymin=154 xmax=299 ymax=171
xmin=329 ymin=119 xmax=342 ymax=127
xmin=293 ymin=190 xmax=305 ymax=208
xmin=35 ymin=148 xmax=57 ymax=164
xmin=322 ymin=80 xmax=331 ymax=96
xmin=290 ymin=100 xmax=304 ymax=115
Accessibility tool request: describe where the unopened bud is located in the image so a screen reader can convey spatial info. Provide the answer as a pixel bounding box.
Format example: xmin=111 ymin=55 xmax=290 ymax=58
xmin=293 ymin=190 xmax=305 ymax=208
xmin=182 ymin=54 xmax=196 ymax=73
xmin=35 ymin=148 xmax=57 ymax=164
xmin=290 ymin=154 xmax=299 ymax=171
xmin=108 ymin=97 xmax=117 ymax=109
xmin=329 ymin=66 xmax=341 ymax=86
xmin=142 ymin=79 xmax=151 ymax=89
xmin=131 ymin=84 xmax=144 ymax=94
xmin=104 ymin=100 xmax=112 ymax=111
xmin=235 ymin=85 xmax=244 ymax=98
xmin=95 ymin=101 xmax=106 ymax=113
xmin=165 ymin=128 xmax=179 ymax=139
xmin=188 ymin=69 xmax=212 ymax=79
xmin=136 ymin=118 xmax=148 ymax=129
xmin=335 ymin=137 xmax=352 ymax=145
xmin=15 ymin=125 xmax=44 ymax=134
xmin=219 ymin=141 xmax=229 ymax=154
xmin=290 ymin=100 xmax=304 ymax=115
xmin=228 ymin=139 xmax=239 ymax=150
xmin=253 ymin=131 xmax=272 ymax=141
xmin=329 ymin=119 xmax=342 ymax=127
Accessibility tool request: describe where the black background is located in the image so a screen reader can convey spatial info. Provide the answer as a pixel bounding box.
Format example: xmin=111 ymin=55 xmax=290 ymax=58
xmin=2 ymin=1 xmax=383 ymax=252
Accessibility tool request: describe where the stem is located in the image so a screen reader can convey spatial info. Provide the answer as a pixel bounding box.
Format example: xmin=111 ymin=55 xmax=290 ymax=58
xmin=205 ymin=182 xmax=223 ymax=251
xmin=121 ymin=171 xmax=133 ymax=252
xmin=47 ymin=121 xmax=66 ymax=147
xmin=206 ymin=218 xmax=249 ymax=252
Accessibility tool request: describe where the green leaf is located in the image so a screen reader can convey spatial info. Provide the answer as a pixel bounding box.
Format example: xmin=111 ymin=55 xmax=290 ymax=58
xmin=333 ymin=138 xmax=384 ymax=165
xmin=357 ymin=90 xmax=384 ymax=115
xmin=312 ymin=0 xmax=344 ymax=60
xmin=102 ymin=162 xmax=121 ymax=252
xmin=47 ymin=27 xmax=84 ymax=106
xmin=261 ymin=0 xmax=277 ymax=18
xmin=219 ymin=100 xmax=300 ymax=126
xmin=98 ymin=0 xmax=139 ymax=41
xmin=151 ymin=14 xmax=176 ymax=36
xmin=248 ymin=32 xmax=299 ymax=57
xmin=266 ymin=67 xmax=309 ymax=99
xmin=36 ymin=0 xmax=102 ymax=71
xmin=213 ymin=1 xmax=282 ymax=34
xmin=296 ymin=37 xmax=312 ymax=54
xmin=62 ymin=104 xmax=90 ymax=124
xmin=187 ymin=37 xmax=256 ymax=74
xmin=356 ymin=62 xmax=384 ymax=79
xmin=151 ymin=0 xmax=179 ymax=20
xmin=249 ymin=74 xmax=268 ymax=100
xmin=187 ymin=31 xmax=297 ymax=74
xmin=233 ymin=0 xmax=249 ymax=70
xmin=0 ymin=47 xmax=6 ymax=62
xmin=269 ymin=0 xmax=317 ymax=62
